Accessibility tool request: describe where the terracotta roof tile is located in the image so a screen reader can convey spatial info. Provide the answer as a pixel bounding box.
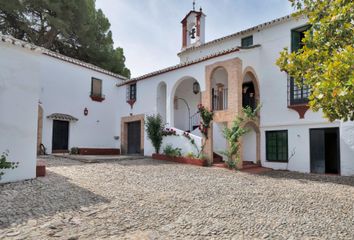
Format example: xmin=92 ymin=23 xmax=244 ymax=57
xmin=118 ymin=44 xmax=261 ymax=86
xmin=0 ymin=34 xmax=127 ymax=80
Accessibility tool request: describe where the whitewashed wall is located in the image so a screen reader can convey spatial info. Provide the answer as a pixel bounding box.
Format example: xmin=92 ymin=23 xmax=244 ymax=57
xmin=242 ymin=129 xmax=257 ymax=163
xmin=340 ymin=121 xmax=354 ymax=176
xmin=0 ymin=44 xmax=40 ymax=183
xmin=213 ymin=122 xmax=227 ymax=160
xmin=39 ymin=55 xmax=123 ymax=153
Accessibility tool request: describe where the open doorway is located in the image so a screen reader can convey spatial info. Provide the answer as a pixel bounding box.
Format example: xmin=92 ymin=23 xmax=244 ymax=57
xmin=52 ymin=120 xmax=69 ymax=153
xmin=310 ymin=128 xmax=340 ymax=174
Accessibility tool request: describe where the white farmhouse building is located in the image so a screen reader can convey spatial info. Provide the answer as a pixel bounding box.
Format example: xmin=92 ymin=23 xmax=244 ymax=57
xmin=0 ymin=8 xmax=353 ymax=183
xmin=0 ymin=35 xmax=126 ymax=183
xmin=116 ymin=9 xmax=354 ymax=176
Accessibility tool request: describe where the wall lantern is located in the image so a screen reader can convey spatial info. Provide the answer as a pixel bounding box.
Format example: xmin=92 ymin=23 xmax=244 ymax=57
xmin=193 ymin=81 xmax=200 ymax=94
xmin=84 ymin=107 xmax=88 ymax=116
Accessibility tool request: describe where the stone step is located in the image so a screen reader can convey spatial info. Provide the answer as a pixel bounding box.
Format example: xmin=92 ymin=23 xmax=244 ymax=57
xmin=213 ymin=152 xmax=223 ymax=163
xmin=212 ymin=163 xmax=227 ymax=168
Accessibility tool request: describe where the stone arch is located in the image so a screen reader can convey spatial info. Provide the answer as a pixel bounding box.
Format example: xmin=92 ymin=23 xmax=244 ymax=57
xmin=204 ymin=57 xmax=242 ymax=115
xmin=202 ymin=58 xmax=243 ymax=165
xmin=156 ymin=81 xmax=167 ymax=123
xmin=241 ymin=120 xmax=261 ymax=165
xmin=242 ymin=66 xmax=260 ymax=109
xmin=210 ymin=67 xmax=229 ymax=111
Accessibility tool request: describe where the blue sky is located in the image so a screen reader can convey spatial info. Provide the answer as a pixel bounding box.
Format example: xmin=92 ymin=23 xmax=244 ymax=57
xmin=96 ymin=0 xmax=295 ymax=77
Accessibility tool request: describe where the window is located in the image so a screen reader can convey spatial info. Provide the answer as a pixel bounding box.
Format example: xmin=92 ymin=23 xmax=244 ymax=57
xmin=241 ymin=35 xmax=253 ymax=47
xmin=289 ymin=25 xmax=311 ymax=105
xmin=266 ymin=130 xmax=288 ymax=162
xmin=289 ymin=77 xmax=309 ymax=105
xmin=90 ymin=78 xmax=105 ymax=101
xmin=126 ymin=83 xmax=137 ymax=101
xmin=291 ymin=25 xmax=310 ymax=52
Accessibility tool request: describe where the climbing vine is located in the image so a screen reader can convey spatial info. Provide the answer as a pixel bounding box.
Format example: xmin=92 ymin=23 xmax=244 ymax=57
xmin=0 ymin=150 xmax=19 ymax=180
xmin=197 ymin=104 xmax=214 ymax=139
xmin=221 ymin=105 xmax=260 ymax=169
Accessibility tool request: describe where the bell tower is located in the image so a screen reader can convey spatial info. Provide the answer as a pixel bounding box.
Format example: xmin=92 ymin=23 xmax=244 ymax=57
xmin=181 ymin=2 xmax=206 ymax=49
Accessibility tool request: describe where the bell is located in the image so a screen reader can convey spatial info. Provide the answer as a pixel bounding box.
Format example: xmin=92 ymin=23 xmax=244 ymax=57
xmin=189 ymin=28 xmax=196 ymax=39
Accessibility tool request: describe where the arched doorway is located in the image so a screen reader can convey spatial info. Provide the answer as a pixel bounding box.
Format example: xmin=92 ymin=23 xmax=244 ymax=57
xmin=171 ymin=77 xmax=201 ymax=132
xmin=242 ymin=121 xmax=261 ymax=164
xmin=156 ymin=82 xmax=167 ymax=123
xmin=242 ymin=126 xmax=257 ymax=163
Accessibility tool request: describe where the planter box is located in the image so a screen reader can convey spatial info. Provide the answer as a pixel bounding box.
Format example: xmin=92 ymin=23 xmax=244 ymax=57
xmin=78 ymin=148 xmax=120 ymax=155
xmin=152 ymin=154 xmax=206 ymax=166
xmin=36 ymin=160 xmax=46 ymax=177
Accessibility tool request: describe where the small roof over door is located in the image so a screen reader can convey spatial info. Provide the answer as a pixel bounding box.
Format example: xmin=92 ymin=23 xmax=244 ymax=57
xmin=47 ymin=113 xmax=78 ymax=122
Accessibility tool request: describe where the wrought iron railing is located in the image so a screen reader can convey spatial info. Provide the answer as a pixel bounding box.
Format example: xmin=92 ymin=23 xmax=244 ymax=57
xmin=190 ymin=112 xmax=200 ymax=131
xmin=212 ymin=88 xmax=228 ymax=111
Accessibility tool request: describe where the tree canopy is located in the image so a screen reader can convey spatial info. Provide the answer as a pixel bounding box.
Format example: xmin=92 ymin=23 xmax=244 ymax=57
xmin=277 ymin=0 xmax=354 ymax=121
xmin=0 ymin=0 xmax=130 ymax=77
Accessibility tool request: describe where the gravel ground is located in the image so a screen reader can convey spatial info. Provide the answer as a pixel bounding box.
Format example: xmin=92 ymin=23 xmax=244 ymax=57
xmin=1 ymin=156 xmax=354 ymax=240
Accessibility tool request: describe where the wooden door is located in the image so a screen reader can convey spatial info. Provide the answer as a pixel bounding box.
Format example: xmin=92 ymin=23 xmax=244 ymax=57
xmin=310 ymin=129 xmax=325 ymax=174
xmin=127 ymin=121 xmax=141 ymax=154
xmin=52 ymin=120 xmax=69 ymax=151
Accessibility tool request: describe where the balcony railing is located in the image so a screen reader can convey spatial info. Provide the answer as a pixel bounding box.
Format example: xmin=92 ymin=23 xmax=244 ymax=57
xmin=212 ymin=88 xmax=228 ymax=111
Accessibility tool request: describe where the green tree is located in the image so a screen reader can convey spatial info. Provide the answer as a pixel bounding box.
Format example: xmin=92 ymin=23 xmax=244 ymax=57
xmin=277 ymin=0 xmax=354 ymax=121
xmin=0 ymin=0 xmax=130 ymax=77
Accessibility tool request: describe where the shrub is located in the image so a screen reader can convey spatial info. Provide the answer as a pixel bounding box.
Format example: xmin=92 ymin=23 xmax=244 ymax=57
xmin=185 ymin=152 xmax=196 ymax=159
xmin=0 ymin=150 xmax=19 ymax=180
xmin=163 ymin=144 xmax=182 ymax=157
xmin=225 ymin=157 xmax=237 ymax=169
xmin=70 ymin=147 xmax=79 ymax=155
xmin=145 ymin=114 xmax=164 ymax=154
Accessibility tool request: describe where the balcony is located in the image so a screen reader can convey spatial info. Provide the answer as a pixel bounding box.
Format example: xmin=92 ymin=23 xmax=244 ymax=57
xmin=212 ymin=88 xmax=228 ymax=111
xmin=90 ymin=92 xmax=105 ymax=102
xmin=288 ymin=77 xmax=310 ymax=119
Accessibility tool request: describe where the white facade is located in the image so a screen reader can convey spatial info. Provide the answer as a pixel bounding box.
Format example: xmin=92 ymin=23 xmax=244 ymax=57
xmin=117 ymin=14 xmax=354 ymax=176
xmin=0 ymin=42 xmax=40 ymax=183
xmin=39 ymin=55 xmax=124 ymax=154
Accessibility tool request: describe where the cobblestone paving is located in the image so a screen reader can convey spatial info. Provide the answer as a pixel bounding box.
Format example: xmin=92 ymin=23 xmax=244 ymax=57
xmin=1 ymin=156 xmax=354 ymax=240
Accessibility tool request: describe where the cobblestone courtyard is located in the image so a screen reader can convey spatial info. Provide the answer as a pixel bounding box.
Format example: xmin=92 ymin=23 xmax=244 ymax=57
xmin=1 ymin=156 xmax=354 ymax=239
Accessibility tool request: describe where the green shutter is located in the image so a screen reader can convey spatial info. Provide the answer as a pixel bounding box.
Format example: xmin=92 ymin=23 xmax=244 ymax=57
xmin=291 ymin=30 xmax=301 ymax=52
